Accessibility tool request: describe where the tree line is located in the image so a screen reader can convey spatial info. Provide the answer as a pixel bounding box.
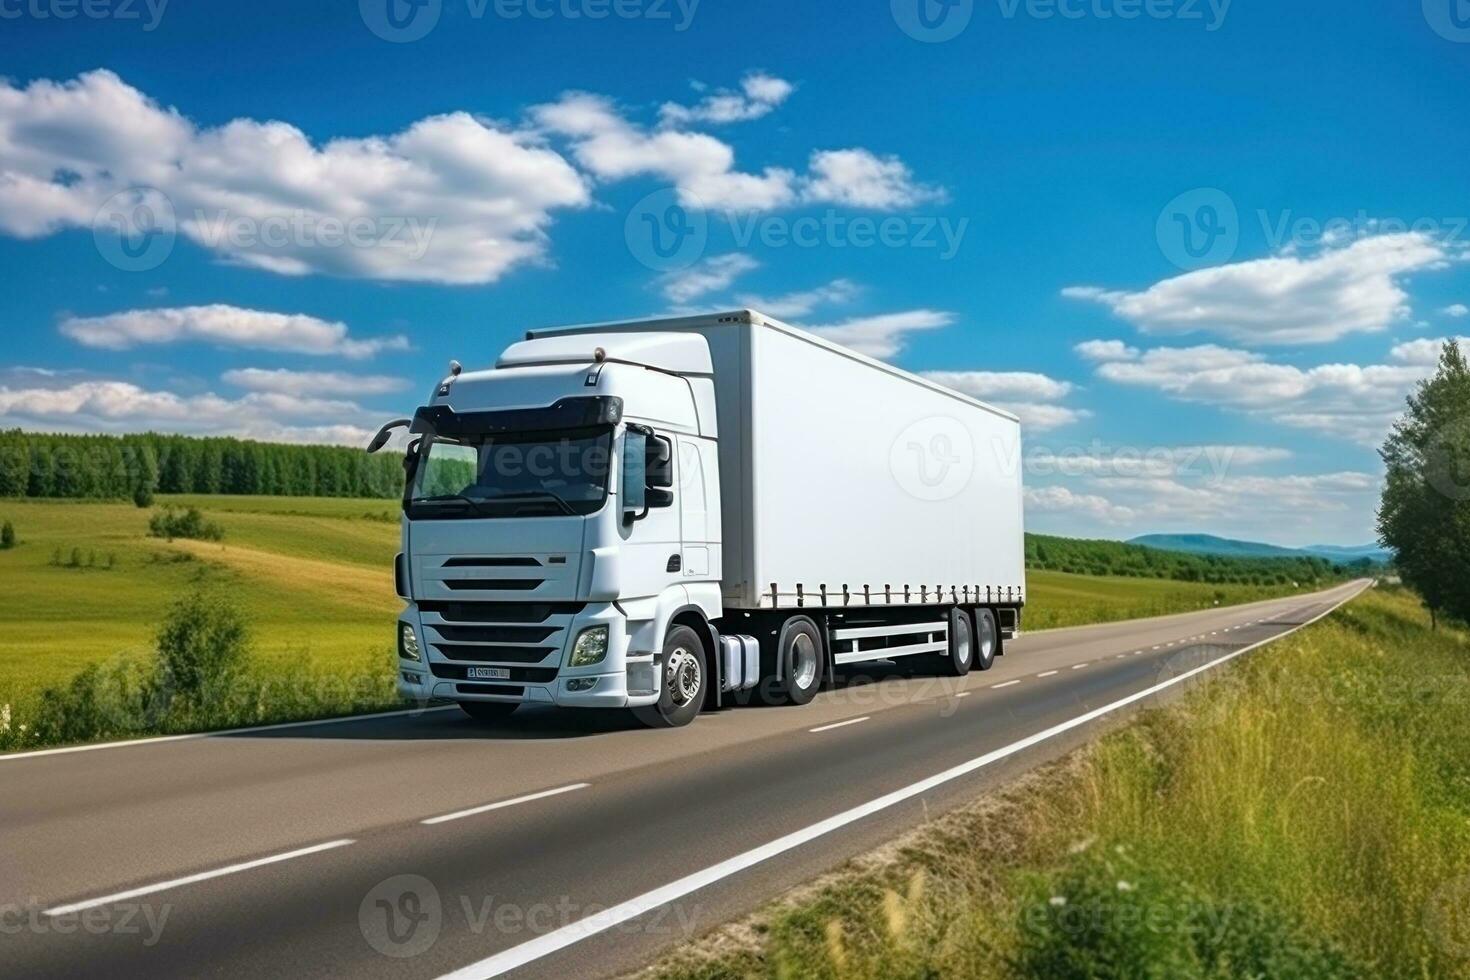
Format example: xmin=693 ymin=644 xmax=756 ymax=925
xmin=1025 ymin=532 xmax=1362 ymax=588
xmin=0 ymin=430 xmax=403 ymax=501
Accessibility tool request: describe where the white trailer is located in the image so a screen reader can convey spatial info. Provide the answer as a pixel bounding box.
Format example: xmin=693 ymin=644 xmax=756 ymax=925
xmin=371 ymin=309 xmax=1025 ymax=728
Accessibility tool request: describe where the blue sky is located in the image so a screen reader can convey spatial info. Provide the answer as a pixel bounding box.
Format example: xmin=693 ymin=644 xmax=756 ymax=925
xmin=2 ymin=0 xmax=1468 ymax=545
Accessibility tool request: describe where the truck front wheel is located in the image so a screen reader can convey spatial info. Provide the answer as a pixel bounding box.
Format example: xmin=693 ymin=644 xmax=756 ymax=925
xmin=634 ymin=625 xmax=707 ymax=728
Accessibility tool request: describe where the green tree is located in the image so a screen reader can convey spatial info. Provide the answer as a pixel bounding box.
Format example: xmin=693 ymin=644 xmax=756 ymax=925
xmin=1378 ymin=340 xmax=1470 ymax=627
xmin=1 ymin=520 xmax=15 ymax=549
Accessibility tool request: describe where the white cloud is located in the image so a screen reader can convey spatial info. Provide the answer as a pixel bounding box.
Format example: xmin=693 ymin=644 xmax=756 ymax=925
xmin=1064 ymin=233 xmax=1448 ymax=345
xmin=801 ymin=149 xmax=946 ymax=210
xmin=739 ymin=279 xmax=861 ymax=319
xmin=1089 ymin=341 xmax=1432 ymax=446
xmin=0 ymin=70 xmax=591 ymax=284
xmin=1025 ymin=485 xmax=1137 ymax=524
xmin=1443 ymin=303 xmax=1469 ymax=318
xmin=803 ymin=309 xmax=953 ymax=359
xmin=0 ymin=379 xmax=391 ymax=445
xmin=222 ymin=367 xmax=409 ymax=397
xmin=658 ymin=253 xmax=760 ymax=303
xmin=923 ymin=370 xmax=1086 ymax=432
xmin=59 ymin=305 xmax=408 ymax=359
xmin=1027 ymin=444 xmax=1292 ymax=481
xmin=1388 ymin=336 xmax=1470 ymax=366
xmin=1074 ymin=339 xmax=1139 ymax=362
xmin=533 ymin=91 xmax=799 ymax=212
xmin=4 ymin=71 xmax=946 ymax=277
xmin=658 ymin=72 xmax=795 ymax=126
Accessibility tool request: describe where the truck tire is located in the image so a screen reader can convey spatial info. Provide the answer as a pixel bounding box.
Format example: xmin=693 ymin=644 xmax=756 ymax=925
xmin=634 ymin=625 xmax=707 ymax=728
xmin=974 ymin=607 xmax=999 ymax=670
xmin=938 ymin=606 xmax=975 ymax=676
xmin=769 ymin=616 xmax=824 ymax=706
xmin=458 ymin=701 xmax=519 ymax=723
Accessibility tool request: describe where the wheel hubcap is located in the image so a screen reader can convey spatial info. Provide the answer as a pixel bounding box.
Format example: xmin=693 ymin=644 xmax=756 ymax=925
xmin=791 ymin=634 xmax=818 ymax=690
xmin=665 ymin=646 xmax=702 ymax=707
xmin=977 ymin=613 xmax=996 ymax=660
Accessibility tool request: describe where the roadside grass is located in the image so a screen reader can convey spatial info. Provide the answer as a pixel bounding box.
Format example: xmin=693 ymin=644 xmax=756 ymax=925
xmin=636 ymin=586 xmax=1470 ymax=980
xmin=1024 ymin=569 xmax=1317 ymax=630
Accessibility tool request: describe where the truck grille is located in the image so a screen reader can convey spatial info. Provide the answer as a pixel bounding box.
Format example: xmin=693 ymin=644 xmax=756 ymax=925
xmin=417 ymin=600 xmax=585 ymax=672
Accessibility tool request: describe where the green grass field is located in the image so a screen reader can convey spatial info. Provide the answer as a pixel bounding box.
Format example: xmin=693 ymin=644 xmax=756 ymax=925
xmin=0 ymin=495 xmax=1334 ymax=721
xmin=0 ymin=496 xmax=401 ymax=717
xmin=640 ymin=587 xmax=1470 ymax=980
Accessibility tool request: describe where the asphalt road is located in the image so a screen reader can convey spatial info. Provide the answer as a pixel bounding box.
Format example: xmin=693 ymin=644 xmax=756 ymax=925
xmin=0 ymin=579 xmax=1369 ymax=980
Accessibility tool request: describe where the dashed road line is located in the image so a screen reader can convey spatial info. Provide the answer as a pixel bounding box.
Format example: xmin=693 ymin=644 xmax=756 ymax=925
xmin=422 ymin=783 xmax=591 ymax=826
xmin=809 ymin=717 xmax=870 ymax=734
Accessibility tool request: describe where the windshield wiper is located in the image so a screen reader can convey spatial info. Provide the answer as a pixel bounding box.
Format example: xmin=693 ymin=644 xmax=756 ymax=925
xmin=413 ymin=493 xmax=482 ymax=512
xmin=479 ymin=490 xmax=578 ymax=516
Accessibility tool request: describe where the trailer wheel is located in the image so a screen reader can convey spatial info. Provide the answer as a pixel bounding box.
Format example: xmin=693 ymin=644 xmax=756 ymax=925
xmin=634 ymin=625 xmax=707 ymax=728
xmin=938 ymin=606 xmax=975 ymax=676
xmin=974 ymin=608 xmax=998 ymax=670
xmin=458 ymin=701 xmax=519 ymax=723
xmin=770 ymin=616 xmax=824 ymax=706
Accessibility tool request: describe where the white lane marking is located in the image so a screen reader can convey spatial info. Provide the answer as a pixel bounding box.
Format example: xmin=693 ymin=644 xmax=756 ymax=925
xmin=954 ymin=692 xmax=971 ymax=699
xmin=1133 ymin=650 xmax=1143 ymax=655
xmin=1072 ymin=663 xmax=1089 ymax=670
xmin=991 ymin=680 xmax=1021 ymax=689
xmin=808 ymin=717 xmax=871 ymax=734
xmin=1152 ymin=645 xmax=1161 ymax=650
xmin=431 ymin=582 xmax=1369 ymax=980
xmin=1 ymin=706 xmax=459 ymax=763
xmin=1038 ymin=670 xmax=1058 ymax=677
xmin=45 ymin=839 xmax=355 ymax=917
xmin=421 ymin=784 xmax=591 ymax=826
xmin=1115 ymin=654 xmax=1127 ymax=659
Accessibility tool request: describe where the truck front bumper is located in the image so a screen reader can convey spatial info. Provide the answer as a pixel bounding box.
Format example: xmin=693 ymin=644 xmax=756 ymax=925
xmin=396 ymin=602 xmax=662 ymax=710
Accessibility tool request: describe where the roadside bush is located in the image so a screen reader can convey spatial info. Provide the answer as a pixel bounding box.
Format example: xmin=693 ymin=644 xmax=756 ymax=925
xmin=152 ymin=589 xmax=249 ymax=721
xmin=0 ymin=519 xmax=13 ymax=549
xmin=148 ymin=505 xmax=223 ymax=542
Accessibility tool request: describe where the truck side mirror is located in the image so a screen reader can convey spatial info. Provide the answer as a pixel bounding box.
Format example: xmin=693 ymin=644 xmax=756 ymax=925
xmin=367 ymin=418 xmax=411 ymax=453
xmin=622 ymin=428 xmax=648 ymax=524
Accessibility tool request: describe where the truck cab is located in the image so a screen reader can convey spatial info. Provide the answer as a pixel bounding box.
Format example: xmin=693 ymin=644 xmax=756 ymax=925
xmin=385 ymin=331 xmax=726 ymax=727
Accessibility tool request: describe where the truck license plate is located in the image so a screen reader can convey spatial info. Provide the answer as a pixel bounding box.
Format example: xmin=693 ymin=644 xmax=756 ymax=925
xmin=466 ymin=667 xmax=510 ymax=680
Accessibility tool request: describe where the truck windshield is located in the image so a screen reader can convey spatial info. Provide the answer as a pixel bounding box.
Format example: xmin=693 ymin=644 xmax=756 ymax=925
xmin=407 ymin=426 xmax=613 ymax=519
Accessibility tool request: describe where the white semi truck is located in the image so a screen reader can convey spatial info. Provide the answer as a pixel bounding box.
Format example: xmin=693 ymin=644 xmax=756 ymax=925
xmin=369 ymin=310 xmax=1025 ymax=728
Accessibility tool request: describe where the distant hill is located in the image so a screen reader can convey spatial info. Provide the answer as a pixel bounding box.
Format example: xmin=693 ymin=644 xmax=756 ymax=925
xmin=1128 ymin=534 xmax=1391 ymax=564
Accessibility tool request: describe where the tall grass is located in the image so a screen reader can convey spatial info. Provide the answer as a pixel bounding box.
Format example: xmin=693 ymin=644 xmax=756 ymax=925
xmin=642 ymin=587 xmax=1470 ymax=980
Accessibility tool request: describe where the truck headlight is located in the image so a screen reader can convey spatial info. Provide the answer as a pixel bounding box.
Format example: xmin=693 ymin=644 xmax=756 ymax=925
xmin=399 ymin=622 xmax=422 ymax=662
xmin=569 ymin=626 xmax=609 ymax=667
